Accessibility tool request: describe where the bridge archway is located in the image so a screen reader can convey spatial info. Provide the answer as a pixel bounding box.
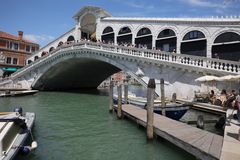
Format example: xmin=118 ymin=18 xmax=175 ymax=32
xmin=67 ymin=35 xmax=75 ymax=42
xmin=58 ymin=41 xmax=63 ymax=47
xmin=117 ymin=26 xmax=132 ymax=45
xmin=31 ymin=52 xmax=146 ymax=91
xmin=80 ymin=13 xmax=96 ymax=40
xmin=101 ymin=26 xmax=114 ymax=44
xmin=156 ymin=29 xmax=176 ymax=52
xmin=181 ymin=30 xmax=206 ymax=57
xmin=34 ymin=56 xmax=39 ymax=61
xmin=49 ymin=47 xmax=55 ymax=53
xmin=135 ymin=27 xmax=152 ymax=49
xmin=212 ymin=32 xmax=240 ymax=61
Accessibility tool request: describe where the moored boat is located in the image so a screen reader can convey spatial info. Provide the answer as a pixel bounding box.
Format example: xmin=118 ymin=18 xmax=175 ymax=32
xmin=0 ymin=108 xmax=37 ymax=160
xmin=113 ymin=94 xmax=189 ymax=120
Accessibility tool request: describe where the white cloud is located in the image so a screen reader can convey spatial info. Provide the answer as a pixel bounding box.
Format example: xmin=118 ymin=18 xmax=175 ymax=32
xmin=181 ymin=0 xmax=226 ymax=8
xmin=24 ymin=34 xmax=55 ymax=46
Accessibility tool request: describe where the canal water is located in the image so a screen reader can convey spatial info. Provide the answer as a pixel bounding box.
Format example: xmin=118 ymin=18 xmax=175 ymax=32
xmin=0 ymin=87 xmax=223 ymax=160
xmin=0 ymin=89 xmax=197 ymax=160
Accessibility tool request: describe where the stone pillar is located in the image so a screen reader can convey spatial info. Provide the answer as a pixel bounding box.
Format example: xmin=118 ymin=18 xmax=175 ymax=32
xmin=124 ymin=79 xmax=128 ymax=104
xmin=109 ymin=81 xmax=114 ymax=112
xmin=206 ymin=40 xmax=212 ymax=58
xmin=147 ymin=78 xmax=155 ymax=140
xmin=117 ymin=84 xmax=122 ymax=119
xmin=161 ymin=78 xmax=166 ymax=116
xmin=152 ymin=35 xmax=156 ymax=49
xmin=176 ymin=36 xmax=181 ymax=54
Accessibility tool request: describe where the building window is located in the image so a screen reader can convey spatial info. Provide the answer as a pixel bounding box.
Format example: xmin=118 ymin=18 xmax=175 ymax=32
xmin=7 ymin=42 xmax=13 ymax=49
xmin=32 ymin=46 xmax=35 ymax=52
xmin=13 ymin=43 xmax=18 ymax=50
xmin=26 ymin=45 xmax=31 ymax=52
xmin=6 ymin=57 xmax=11 ymax=64
xmin=13 ymin=58 xmax=18 ymax=64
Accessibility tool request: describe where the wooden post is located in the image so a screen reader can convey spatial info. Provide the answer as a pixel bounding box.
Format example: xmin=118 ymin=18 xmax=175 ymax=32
xmin=172 ymin=93 xmax=177 ymax=103
xmin=109 ymin=81 xmax=114 ymax=112
xmin=117 ymin=84 xmax=122 ymax=119
xmin=147 ymin=78 xmax=155 ymax=140
xmin=124 ymin=79 xmax=128 ymax=104
xmin=238 ymin=129 xmax=240 ymax=141
xmin=160 ymin=78 xmax=166 ymax=116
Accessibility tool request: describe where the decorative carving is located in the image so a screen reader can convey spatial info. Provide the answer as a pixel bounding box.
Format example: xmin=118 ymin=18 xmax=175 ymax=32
xmin=0 ymin=51 xmax=5 ymax=63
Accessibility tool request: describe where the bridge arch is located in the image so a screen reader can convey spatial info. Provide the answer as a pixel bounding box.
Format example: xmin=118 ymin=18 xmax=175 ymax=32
xmin=80 ymin=13 xmax=96 ymax=40
xmin=181 ymin=30 xmax=207 ymax=57
xmin=58 ymin=41 xmax=64 ymax=47
xmin=135 ymin=27 xmax=152 ymax=49
xmin=156 ymin=29 xmax=176 ymax=52
xmin=211 ymin=31 xmax=240 ymax=61
xmin=117 ymin=26 xmax=132 ymax=45
xmin=49 ymin=47 xmax=55 ymax=53
xmin=67 ymin=35 xmax=75 ymax=42
xmin=31 ymin=50 xmax=146 ymax=91
xmin=101 ymin=26 xmax=115 ymax=43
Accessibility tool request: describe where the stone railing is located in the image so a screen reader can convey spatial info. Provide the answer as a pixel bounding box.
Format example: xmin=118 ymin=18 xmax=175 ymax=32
xmin=1 ymin=41 xmax=239 ymax=85
xmin=84 ymin=42 xmax=240 ymax=74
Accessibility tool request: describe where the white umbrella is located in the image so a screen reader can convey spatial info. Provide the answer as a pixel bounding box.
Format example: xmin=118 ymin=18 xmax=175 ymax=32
xmin=217 ymin=75 xmax=240 ymax=81
xmin=195 ymin=75 xmax=220 ymax=82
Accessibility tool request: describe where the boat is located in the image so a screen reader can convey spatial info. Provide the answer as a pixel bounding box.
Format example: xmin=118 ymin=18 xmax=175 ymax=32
xmin=0 ymin=90 xmax=38 ymax=98
xmin=113 ymin=93 xmax=189 ymax=120
xmin=0 ymin=107 xmax=37 ymax=160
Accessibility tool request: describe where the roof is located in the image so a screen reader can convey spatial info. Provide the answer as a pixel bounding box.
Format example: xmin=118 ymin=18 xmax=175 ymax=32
xmin=0 ymin=31 xmax=39 ymax=45
xmin=73 ymin=6 xmax=111 ymax=19
xmin=102 ymin=17 xmax=240 ymax=23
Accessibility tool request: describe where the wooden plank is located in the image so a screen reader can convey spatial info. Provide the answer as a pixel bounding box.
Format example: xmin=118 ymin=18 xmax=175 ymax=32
xmin=120 ymin=104 xmax=223 ymax=160
xmin=209 ymin=135 xmax=223 ymax=159
xmin=220 ymin=109 xmax=240 ymax=160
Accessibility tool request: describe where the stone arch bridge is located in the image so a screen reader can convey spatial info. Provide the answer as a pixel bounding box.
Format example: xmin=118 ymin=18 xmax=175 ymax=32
xmin=1 ymin=41 xmax=239 ymax=99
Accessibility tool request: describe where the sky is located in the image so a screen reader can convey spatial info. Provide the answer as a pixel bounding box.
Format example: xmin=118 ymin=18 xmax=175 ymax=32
xmin=0 ymin=0 xmax=240 ymax=47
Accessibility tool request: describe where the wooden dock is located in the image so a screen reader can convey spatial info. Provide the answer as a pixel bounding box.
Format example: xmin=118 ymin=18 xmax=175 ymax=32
xmin=220 ymin=109 xmax=240 ymax=160
xmin=177 ymin=99 xmax=226 ymax=115
xmin=116 ymin=104 xmax=223 ymax=160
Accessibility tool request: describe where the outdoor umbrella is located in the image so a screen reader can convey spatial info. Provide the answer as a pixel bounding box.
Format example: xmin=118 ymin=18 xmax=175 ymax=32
xmin=195 ymin=75 xmax=220 ymax=82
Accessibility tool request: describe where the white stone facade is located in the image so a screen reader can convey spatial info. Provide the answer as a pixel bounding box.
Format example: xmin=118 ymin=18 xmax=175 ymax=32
xmin=27 ymin=6 xmax=240 ymax=63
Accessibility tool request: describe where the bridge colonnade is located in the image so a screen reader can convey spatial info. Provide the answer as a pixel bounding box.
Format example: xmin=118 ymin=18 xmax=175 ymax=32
xmin=27 ymin=6 xmax=240 ymax=64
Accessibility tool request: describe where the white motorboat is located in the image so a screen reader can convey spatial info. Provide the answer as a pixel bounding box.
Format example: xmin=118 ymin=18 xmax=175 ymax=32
xmin=0 ymin=108 xmax=37 ymax=160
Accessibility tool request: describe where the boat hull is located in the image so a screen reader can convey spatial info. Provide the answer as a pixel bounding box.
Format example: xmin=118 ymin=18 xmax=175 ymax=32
xmin=1 ymin=112 xmax=35 ymax=160
xmin=113 ymin=95 xmax=189 ymax=120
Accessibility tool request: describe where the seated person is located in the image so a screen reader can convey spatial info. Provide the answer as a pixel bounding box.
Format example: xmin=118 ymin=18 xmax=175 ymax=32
xmin=209 ymin=90 xmax=216 ymax=104
xmin=233 ymin=96 xmax=240 ymax=122
xmin=224 ymin=90 xmax=237 ymax=108
xmin=219 ymin=89 xmax=227 ymax=106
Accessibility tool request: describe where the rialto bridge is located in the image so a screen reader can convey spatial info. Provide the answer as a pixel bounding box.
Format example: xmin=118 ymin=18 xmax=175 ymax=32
xmin=0 ymin=6 xmax=240 ymax=100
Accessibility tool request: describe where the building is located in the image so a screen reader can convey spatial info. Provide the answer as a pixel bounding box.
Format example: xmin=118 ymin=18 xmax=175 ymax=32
xmin=0 ymin=31 xmax=39 ymax=77
xmin=27 ymin=6 xmax=240 ymax=63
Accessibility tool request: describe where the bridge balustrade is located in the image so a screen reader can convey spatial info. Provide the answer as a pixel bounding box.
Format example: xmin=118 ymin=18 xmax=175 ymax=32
xmin=1 ymin=41 xmax=239 ymax=85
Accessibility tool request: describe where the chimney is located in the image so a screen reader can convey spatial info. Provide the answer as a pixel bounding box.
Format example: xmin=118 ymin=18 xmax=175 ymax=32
xmin=18 ymin=31 xmax=23 ymax=40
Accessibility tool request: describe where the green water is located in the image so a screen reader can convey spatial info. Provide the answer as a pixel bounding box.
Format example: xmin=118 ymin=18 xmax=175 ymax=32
xmin=0 ymin=90 xmax=195 ymax=160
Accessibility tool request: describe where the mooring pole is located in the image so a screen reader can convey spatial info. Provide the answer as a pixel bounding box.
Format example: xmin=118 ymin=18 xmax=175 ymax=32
xmin=160 ymin=78 xmax=166 ymax=116
xmin=124 ymin=79 xmax=128 ymax=104
xmin=147 ymin=78 xmax=155 ymax=140
xmin=109 ymin=81 xmax=114 ymax=112
xmin=172 ymin=93 xmax=177 ymax=103
xmin=117 ymin=84 xmax=122 ymax=119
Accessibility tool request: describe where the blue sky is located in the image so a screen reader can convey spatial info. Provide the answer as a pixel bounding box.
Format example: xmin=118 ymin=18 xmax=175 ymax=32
xmin=0 ymin=0 xmax=239 ymax=47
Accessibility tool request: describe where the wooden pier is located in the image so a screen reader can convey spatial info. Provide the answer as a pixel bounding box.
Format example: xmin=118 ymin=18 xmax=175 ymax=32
xmin=220 ymin=109 xmax=240 ymax=160
xmin=115 ymin=104 xmax=223 ymax=160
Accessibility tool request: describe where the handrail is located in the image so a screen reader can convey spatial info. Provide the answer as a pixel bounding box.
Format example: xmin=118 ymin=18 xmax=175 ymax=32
xmin=1 ymin=40 xmax=239 ymax=85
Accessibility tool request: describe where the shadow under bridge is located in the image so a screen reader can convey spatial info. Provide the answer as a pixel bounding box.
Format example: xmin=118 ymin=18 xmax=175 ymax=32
xmin=33 ymin=58 xmax=121 ymax=90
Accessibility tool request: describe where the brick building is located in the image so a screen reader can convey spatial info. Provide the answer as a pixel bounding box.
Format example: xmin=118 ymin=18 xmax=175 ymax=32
xmin=0 ymin=31 xmax=39 ymax=77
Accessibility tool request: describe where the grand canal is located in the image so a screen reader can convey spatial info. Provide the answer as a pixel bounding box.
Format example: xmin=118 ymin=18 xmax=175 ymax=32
xmin=0 ymin=87 xmax=221 ymax=160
